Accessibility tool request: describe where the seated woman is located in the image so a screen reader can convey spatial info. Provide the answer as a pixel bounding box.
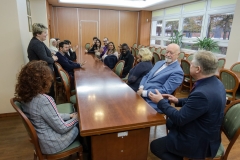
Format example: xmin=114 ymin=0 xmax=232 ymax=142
xmin=14 ymin=60 xmax=79 ymax=155
xmin=49 ymin=38 xmax=58 ymax=55
xmin=128 ymin=48 xmax=153 ymax=92
xmin=102 ymin=42 xmax=118 ymax=60
xmin=88 ymin=39 xmax=102 ymax=58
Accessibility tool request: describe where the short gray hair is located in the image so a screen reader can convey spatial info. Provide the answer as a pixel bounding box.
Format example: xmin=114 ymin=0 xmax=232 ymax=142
xmin=32 ymin=23 xmax=47 ymax=37
xmin=192 ymin=51 xmax=218 ymax=75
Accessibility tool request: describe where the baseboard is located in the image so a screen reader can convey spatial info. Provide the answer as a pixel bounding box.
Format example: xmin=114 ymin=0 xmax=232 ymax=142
xmin=0 ymin=112 xmax=18 ymax=118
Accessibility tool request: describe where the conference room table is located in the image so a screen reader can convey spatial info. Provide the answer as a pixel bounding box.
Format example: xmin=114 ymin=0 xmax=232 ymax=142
xmin=74 ymin=51 xmax=165 ymax=160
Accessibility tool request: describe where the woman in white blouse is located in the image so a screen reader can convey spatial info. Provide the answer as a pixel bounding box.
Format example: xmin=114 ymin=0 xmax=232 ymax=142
xmin=102 ymin=42 xmax=118 ymax=60
xmin=49 ymin=38 xmax=58 ymax=55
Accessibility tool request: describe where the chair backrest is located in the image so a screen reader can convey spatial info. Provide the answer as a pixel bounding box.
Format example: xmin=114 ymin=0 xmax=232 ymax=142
xmin=59 ymin=68 xmax=71 ymax=102
xmin=150 ymin=47 xmax=156 ymax=53
xmin=145 ymin=46 xmax=149 ymax=49
xmin=178 ymin=52 xmax=185 ymax=60
xmin=131 ymin=47 xmax=136 ymax=58
xmin=85 ymin=43 xmax=91 ymax=50
xmin=219 ymin=69 xmax=239 ymax=101
xmin=155 ymin=47 xmax=161 ymax=54
xmin=137 ymin=45 xmax=142 ymax=49
xmin=113 ymin=60 xmax=125 ymax=77
xmin=218 ymin=58 xmax=226 ymax=69
xmin=132 ymin=43 xmax=137 ymax=49
xmin=10 ymin=98 xmax=44 ymax=160
xmin=187 ymin=54 xmax=194 ymax=62
xmin=135 ymin=48 xmax=139 ymax=57
xmin=230 ymin=62 xmax=240 ymax=72
xmin=181 ymin=59 xmax=190 ymax=75
xmin=55 ymin=62 xmax=63 ymax=72
xmin=141 ymin=45 xmax=145 ymax=48
xmin=153 ymin=52 xmax=161 ymax=65
xmin=160 ymin=48 xmax=166 ymax=60
xmin=221 ymin=100 xmax=240 ymax=160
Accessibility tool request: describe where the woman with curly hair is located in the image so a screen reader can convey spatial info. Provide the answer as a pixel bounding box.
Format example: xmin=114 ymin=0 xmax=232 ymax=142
xmin=15 ymin=60 xmax=79 ymax=154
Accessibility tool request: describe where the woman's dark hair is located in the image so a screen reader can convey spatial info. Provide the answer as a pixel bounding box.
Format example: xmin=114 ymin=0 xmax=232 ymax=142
xmin=15 ymin=61 xmax=53 ymax=102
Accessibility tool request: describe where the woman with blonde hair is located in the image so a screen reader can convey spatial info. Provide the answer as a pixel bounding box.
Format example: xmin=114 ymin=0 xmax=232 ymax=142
xmin=128 ymin=48 xmax=153 ymax=92
xmin=49 ymin=38 xmax=58 ymax=55
xmin=27 ymin=23 xmax=58 ymax=99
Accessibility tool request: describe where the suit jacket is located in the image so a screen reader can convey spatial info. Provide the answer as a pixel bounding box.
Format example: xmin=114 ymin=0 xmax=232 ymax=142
xmin=103 ymin=54 xmax=118 ymax=69
xmin=119 ymin=51 xmax=134 ymax=78
xmin=56 ymin=52 xmax=80 ymax=75
xmin=140 ymin=60 xmax=183 ymax=112
xmin=128 ymin=61 xmax=153 ymax=92
xmin=27 ymin=37 xmax=54 ymax=71
xmin=157 ymin=76 xmax=226 ymax=159
xmin=65 ymin=49 xmax=77 ymax=61
xmin=22 ymin=94 xmax=78 ymax=154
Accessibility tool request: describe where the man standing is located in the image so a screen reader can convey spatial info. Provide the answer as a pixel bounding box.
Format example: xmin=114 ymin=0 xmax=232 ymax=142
xmin=149 ymin=51 xmax=226 ymax=160
xmin=137 ymin=43 xmax=183 ymax=113
xmin=119 ymin=43 xmax=134 ymax=78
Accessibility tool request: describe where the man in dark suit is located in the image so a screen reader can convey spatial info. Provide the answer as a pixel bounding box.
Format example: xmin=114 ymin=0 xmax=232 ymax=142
xmin=119 ymin=43 xmax=134 ymax=78
xmin=64 ymin=40 xmax=77 ymax=61
xmin=149 ymin=51 xmax=226 ymax=160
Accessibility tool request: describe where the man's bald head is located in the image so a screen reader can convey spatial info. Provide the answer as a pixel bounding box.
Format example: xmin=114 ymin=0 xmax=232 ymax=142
xmin=165 ymin=43 xmax=180 ymax=64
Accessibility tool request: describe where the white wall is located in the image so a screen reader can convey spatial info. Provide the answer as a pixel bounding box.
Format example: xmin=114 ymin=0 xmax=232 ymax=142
xmin=225 ymin=0 xmax=240 ymax=68
xmin=30 ymin=0 xmax=49 ymax=46
xmin=16 ymin=0 xmax=32 ymax=63
xmin=0 ymin=0 xmax=26 ymax=113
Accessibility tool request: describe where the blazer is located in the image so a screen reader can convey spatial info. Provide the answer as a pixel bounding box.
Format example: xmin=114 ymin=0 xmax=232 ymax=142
xmin=65 ymin=49 xmax=77 ymax=61
xmin=104 ymin=54 xmax=118 ymax=69
xmin=157 ymin=76 xmax=226 ymax=159
xmin=128 ymin=61 xmax=153 ymax=92
xmin=119 ymin=51 xmax=134 ymax=78
xmin=140 ymin=60 xmax=183 ymax=112
xmin=27 ymin=37 xmax=54 ymax=71
xmin=56 ymin=52 xmax=80 ymax=75
xmin=21 ymin=94 xmax=78 ymax=154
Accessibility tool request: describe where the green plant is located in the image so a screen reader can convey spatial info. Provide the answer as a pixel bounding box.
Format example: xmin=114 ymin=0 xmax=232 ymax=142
xmin=195 ymin=37 xmax=219 ymax=51
xmin=169 ymin=30 xmax=183 ymax=47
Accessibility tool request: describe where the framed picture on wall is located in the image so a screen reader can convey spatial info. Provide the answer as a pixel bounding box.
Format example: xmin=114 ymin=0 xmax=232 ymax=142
xmin=28 ymin=16 xmax=32 ymax=32
xmin=26 ymin=0 xmax=31 ymax=16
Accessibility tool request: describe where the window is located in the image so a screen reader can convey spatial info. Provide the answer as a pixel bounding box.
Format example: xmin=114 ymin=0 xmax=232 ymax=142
xmin=151 ymin=20 xmax=162 ymax=36
xmin=150 ymin=39 xmax=161 ymax=45
xmin=182 ymin=42 xmax=198 ymax=50
xmin=207 ymin=14 xmax=233 ymax=40
xmin=165 ymin=20 xmax=179 ymax=37
xmin=183 ymin=16 xmax=203 ymax=38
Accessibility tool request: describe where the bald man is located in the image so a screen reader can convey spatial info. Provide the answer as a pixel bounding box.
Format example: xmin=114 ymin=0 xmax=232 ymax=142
xmin=137 ymin=43 xmax=184 ymax=113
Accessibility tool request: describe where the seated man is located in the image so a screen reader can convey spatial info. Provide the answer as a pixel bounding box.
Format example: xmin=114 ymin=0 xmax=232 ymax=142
xmin=119 ymin=43 xmax=134 ymax=78
xmin=100 ymin=37 xmax=109 ymax=58
xmin=64 ymin=40 xmax=77 ymax=61
xmin=137 ymin=43 xmax=183 ymax=113
xmin=56 ymin=42 xmax=85 ymax=89
xmin=149 ymin=51 xmax=226 ymax=160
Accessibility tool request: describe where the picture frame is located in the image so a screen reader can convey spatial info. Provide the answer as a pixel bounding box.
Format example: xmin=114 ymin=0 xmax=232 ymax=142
xmin=26 ymin=0 xmax=31 ymax=16
xmin=28 ymin=16 xmax=32 ymax=32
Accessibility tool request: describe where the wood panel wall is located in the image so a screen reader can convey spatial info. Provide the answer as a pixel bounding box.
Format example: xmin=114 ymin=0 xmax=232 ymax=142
xmin=138 ymin=11 xmax=151 ymax=46
xmin=50 ymin=7 xmax=139 ymax=49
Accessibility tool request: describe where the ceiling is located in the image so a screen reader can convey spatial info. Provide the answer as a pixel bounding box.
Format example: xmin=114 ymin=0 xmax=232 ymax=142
xmin=47 ymin=0 xmax=200 ymax=11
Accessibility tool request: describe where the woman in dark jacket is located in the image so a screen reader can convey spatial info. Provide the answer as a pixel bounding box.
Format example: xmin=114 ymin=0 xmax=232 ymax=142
xmin=128 ymin=48 xmax=153 ymax=92
xmin=27 ymin=23 xmax=58 ymax=99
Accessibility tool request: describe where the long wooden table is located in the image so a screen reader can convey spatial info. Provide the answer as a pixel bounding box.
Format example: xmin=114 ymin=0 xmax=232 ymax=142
xmin=74 ymin=52 xmax=165 ymax=160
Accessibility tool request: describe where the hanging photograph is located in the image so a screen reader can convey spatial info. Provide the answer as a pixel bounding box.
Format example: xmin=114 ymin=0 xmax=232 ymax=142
xmin=28 ymin=16 xmax=32 ymax=32
xmin=26 ymin=0 xmax=31 ymax=16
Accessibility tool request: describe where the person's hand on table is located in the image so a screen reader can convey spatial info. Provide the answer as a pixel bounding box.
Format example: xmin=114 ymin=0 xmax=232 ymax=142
xmin=80 ymin=61 xmax=87 ymax=67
